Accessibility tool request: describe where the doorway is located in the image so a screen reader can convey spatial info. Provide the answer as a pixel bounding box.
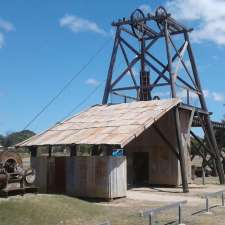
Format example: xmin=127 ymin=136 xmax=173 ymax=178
xmin=133 ymin=152 xmax=149 ymax=185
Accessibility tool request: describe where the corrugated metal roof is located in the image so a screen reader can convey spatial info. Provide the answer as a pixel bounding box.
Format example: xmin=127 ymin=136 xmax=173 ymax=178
xmin=18 ymin=99 xmax=180 ymax=148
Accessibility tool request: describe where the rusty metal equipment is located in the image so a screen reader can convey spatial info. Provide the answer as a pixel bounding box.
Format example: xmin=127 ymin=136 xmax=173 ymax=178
xmin=0 ymin=151 xmax=37 ymax=197
xmin=102 ymin=6 xmax=225 ymax=192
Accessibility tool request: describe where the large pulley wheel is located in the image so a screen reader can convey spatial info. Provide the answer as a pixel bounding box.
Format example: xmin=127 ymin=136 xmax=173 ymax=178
xmin=0 ymin=151 xmax=23 ymax=166
xmin=24 ymin=168 xmax=36 ymax=186
xmin=155 ymin=6 xmax=168 ymax=30
xmin=0 ymin=151 xmax=23 ymax=173
xmin=155 ymin=6 xmax=168 ymax=21
xmin=130 ymin=9 xmax=147 ymax=39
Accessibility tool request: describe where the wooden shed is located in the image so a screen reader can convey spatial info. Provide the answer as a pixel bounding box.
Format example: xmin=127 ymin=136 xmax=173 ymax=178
xmin=17 ymin=98 xmax=193 ymax=198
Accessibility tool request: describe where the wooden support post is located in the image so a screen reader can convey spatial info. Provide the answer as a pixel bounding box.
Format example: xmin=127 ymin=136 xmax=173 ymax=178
xmin=106 ymin=145 xmax=113 ymax=156
xmin=92 ymin=145 xmax=99 ymax=156
xmin=102 ymin=28 xmax=121 ymax=104
xmin=153 ymin=124 xmax=179 ymax=158
xmin=29 ymin=146 xmax=38 ymax=157
xmin=70 ymin=144 xmax=77 ymax=157
xmin=164 ymin=20 xmax=189 ymax=193
xmin=48 ymin=145 xmax=52 ymax=158
xmin=174 ymin=107 xmax=189 ymax=193
xmin=185 ymin=31 xmax=225 ymax=184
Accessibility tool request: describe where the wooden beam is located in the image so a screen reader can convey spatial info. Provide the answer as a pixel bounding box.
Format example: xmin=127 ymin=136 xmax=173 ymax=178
xmin=153 ymin=124 xmax=179 ymax=158
xmin=69 ymin=144 xmax=77 ymax=157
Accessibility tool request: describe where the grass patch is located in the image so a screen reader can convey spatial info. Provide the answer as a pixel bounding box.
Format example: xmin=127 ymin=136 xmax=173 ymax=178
xmin=0 ymin=195 xmax=148 ymax=225
xmin=1 ymin=192 xmax=225 ymax=225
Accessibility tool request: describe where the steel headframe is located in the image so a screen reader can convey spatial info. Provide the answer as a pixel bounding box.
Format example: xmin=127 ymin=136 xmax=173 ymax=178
xmin=102 ymin=6 xmax=225 ymax=192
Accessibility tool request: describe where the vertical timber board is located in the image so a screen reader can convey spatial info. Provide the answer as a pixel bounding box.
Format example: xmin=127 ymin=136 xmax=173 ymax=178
xmin=74 ymin=157 xmax=88 ymax=197
xmin=55 ymin=157 xmax=67 ymax=193
xmin=31 ymin=157 xmax=67 ymax=194
xmin=149 ymin=145 xmax=178 ymax=186
xmin=94 ymin=156 xmax=108 ymax=198
xmin=47 ymin=157 xmax=55 ymax=193
xmin=118 ymin=156 xmax=126 ymax=198
xmin=65 ymin=156 xmax=127 ymax=199
xmin=66 ymin=157 xmax=76 ymax=196
xmin=126 ymin=150 xmax=134 ymax=185
xmin=31 ymin=157 xmax=48 ymax=193
xmin=109 ymin=156 xmax=127 ymax=198
xmin=87 ymin=157 xmax=93 ymax=196
xmin=152 ymin=111 xmax=179 ymax=186
xmin=108 ymin=157 xmax=113 ymax=199
xmin=125 ymin=110 xmax=192 ymax=187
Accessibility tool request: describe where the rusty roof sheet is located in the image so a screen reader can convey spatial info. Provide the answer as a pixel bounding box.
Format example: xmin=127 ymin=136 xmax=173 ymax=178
xmin=18 ymin=98 xmax=180 ymax=148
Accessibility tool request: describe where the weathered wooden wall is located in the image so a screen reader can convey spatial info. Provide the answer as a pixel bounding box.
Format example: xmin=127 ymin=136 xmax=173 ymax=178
xmin=66 ymin=156 xmax=126 ymax=199
xmin=31 ymin=157 xmax=48 ymax=193
xmin=31 ymin=157 xmax=65 ymax=193
xmin=31 ymin=156 xmax=127 ymax=199
xmin=125 ymin=109 xmax=192 ymax=187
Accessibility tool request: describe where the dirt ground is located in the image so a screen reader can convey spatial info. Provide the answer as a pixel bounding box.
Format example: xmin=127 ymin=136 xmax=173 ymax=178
xmin=1 ymin=179 xmax=225 ymax=225
xmin=127 ymin=183 xmax=222 ymax=206
xmin=14 ymin=157 xmax=225 ymax=224
xmin=97 ymin=178 xmax=225 ymax=225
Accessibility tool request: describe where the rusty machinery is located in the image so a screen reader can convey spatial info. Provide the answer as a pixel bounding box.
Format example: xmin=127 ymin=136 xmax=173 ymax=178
xmin=102 ymin=6 xmax=225 ymax=192
xmin=0 ymin=150 xmax=37 ymax=197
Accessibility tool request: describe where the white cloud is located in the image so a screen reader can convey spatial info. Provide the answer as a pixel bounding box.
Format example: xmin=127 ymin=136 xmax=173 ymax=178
xmin=139 ymin=4 xmax=151 ymax=14
xmin=0 ymin=19 xmax=14 ymax=32
xmin=0 ymin=33 xmax=4 ymax=48
xmin=200 ymin=89 xmax=224 ymax=102
xmin=178 ymin=89 xmax=225 ymax=102
xmin=165 ymin=0 xmax=225 ymax=45
xmin=0 ymin=19 xmax=14 ymax=49
xmin=59 ymin=14 xmax=107 ymax=36
xmin=132 ymin=67 xmax=139 ymax=77
xmin=177 ymin=89 xmax=198 ymax=99
xmin=153 ymin=89 xmax=224 ymax=103
xmin=203 ymin=89 xmax=210 ymax=98
xmin=212 ymin=92 xmax=225 ymax=102
xmin=85 ymin=78 xmax=100 ymax=86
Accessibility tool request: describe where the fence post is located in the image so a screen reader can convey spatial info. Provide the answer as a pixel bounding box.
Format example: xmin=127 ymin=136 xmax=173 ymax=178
xmin=206 ymin=197 xmax=210 ymax=213
xmin=222 ymin=192 xmax=225 ymax=207
xmin=178 ymin=204 xmax=182 ymax=224
xmin=149 ymin=212 xmax=154 ymax=225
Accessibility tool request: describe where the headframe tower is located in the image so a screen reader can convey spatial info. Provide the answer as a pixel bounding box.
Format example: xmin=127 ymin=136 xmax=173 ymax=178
xmin=102 ymin=6 xmax=225 ymax=192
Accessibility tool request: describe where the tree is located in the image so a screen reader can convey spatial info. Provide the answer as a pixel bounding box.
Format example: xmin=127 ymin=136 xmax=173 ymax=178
xmin=0 ymin=135 xmax=4 ymax=147
xmin=2 ymin=130 xmax=35 ymax=147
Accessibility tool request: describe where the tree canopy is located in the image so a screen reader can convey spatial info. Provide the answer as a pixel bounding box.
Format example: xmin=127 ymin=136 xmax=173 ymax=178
xmin=0 ymin=130 xmax=35 ymax=147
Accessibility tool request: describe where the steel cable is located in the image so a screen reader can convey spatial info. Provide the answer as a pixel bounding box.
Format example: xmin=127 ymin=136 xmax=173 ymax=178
xmin=23 ymin=39 xmax=111 ymax=130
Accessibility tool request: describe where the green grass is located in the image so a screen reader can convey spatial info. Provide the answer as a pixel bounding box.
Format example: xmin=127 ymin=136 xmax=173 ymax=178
xmin=0 ymin=195 xmax=148 ymax=225
xmin=1 ymin=193 xmax=225 ymax=225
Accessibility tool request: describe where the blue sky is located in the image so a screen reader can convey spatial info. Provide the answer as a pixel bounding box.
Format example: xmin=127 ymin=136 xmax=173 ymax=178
xmin=0 ymin=0 xmax=225 ymax=134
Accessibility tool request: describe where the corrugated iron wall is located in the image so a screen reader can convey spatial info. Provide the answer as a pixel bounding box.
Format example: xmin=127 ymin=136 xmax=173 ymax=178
xmin=31 ymin=156 xmax=127 ymax=199
xmin=66 ymin=156 xmax=126 ymax=198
